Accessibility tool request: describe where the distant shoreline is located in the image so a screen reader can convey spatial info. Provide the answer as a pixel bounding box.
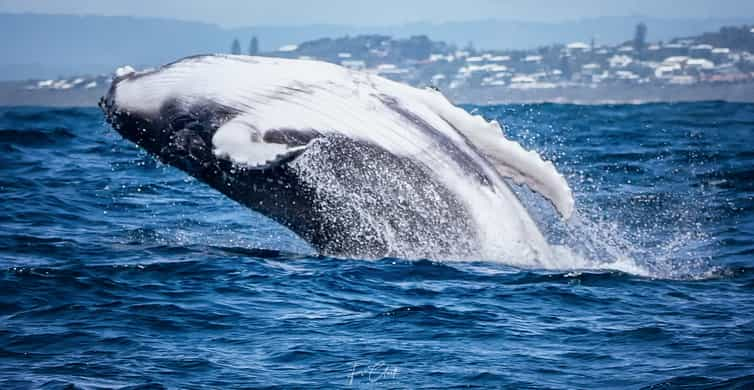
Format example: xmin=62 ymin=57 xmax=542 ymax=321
xmin=448 ymin=82 xmax=754 ymax=105
xmin=2 ymin=81 xmax=753 ymax=108
xmin=0 ymin=81 xmax=106 ymax=108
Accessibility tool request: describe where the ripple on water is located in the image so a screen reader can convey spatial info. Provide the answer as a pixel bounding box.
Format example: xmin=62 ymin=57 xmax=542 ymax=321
xmin=0 ymin=104 xmax=753 ymax=388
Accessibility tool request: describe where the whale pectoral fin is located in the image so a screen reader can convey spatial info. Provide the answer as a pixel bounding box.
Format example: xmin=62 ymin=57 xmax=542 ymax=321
xmin=481 ymin=137 xmax=574 ymax=220
xmin=210 ymin=118 xmax=316 ymax=168
xmin=439 ymin=111 xmax=574 ymax=219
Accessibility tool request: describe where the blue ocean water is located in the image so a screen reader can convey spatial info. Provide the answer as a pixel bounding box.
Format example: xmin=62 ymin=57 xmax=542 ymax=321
xmin=1 ymin=102 xmax=753 ymax=389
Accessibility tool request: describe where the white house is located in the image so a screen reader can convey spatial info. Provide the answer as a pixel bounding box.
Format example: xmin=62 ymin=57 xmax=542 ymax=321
xmin=655 ymin=64 xmax=682 ymax=79
xmin=566 ymin=42 xmax=590 ymax=51
xmin=278 ymin=44 xmax=298 ymax=52
xmin=609 ymin=55 xmax=633 ymax=68
xmin=686 ymin=58 xmax=715 ymax=70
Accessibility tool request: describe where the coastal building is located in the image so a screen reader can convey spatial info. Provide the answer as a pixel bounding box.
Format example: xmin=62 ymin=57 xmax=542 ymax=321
xmin=566 ymin=42 xmax=590 ymax=52
xmin=278 ymin=44 xmax=298 ymax=52
xmin=609 ymin=55 xmax=633 ymax=68
xmin=22 ymin=25 xmax=754 ymax=99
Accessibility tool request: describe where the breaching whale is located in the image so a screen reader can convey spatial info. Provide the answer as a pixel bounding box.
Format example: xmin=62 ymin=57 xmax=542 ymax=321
xmin=101 ymin=55 xmax=574 ymax=266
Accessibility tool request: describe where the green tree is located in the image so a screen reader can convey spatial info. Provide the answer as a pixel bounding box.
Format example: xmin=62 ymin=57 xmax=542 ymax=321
xmin=248 ymin=36 xmax=259 ymax=55
xmin=231 ymin=38 xmax=242 ymax=55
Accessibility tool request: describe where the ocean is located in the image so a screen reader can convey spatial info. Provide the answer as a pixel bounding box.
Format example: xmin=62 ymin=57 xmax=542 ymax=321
xmin=1 ymin=102 xmax=752 ymax=389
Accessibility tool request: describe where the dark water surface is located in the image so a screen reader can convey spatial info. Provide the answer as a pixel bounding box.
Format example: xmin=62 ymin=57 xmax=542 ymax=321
xmin=1 ymin=103 xmax=753 ymax=388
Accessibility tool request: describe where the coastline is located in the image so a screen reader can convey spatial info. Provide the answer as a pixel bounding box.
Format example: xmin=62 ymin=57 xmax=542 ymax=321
xmin=450 ymin=82 xmax=754 ymax=105
xmin=0 ymin=81 xmax=106 ymax=108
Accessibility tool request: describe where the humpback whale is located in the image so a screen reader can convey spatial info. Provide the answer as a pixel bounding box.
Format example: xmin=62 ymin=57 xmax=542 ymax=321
xmin=101 ymin=55 xmax=574 ymax=266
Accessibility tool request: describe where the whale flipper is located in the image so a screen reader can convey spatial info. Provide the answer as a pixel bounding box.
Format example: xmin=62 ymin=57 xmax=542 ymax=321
xmin=481 ymin=136 xmax=574 ymax=220
xmin=454 ymin=119 xmax=574 ymax=219
xmin=211 ymin=117 xmax=313 ymax=169
xmin=417 ymin=96 xmax=574 ymax=219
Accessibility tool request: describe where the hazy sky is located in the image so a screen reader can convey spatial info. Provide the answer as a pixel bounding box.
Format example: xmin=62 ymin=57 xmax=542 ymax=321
xmin=1 ymin=0 xmax=753 ymax=26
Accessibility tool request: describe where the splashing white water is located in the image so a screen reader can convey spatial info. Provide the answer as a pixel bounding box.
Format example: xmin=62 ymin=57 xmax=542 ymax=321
xmin=533 ymin=188 xmax=714 ymax=279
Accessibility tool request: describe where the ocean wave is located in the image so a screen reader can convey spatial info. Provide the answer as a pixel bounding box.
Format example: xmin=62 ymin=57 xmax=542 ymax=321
xmin=0 ymin=127 xmax=75 ymax=146
xmin=1 ymin=104 xmax=753 ymax=387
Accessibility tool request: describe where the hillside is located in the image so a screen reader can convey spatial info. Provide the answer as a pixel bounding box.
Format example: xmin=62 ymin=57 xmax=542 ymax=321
xmin=2 ymin=13 xmax=754 ymax=81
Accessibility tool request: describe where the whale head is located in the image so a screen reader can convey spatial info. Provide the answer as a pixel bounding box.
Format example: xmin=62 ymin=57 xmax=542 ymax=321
xmin=101 ymin=68 xmax=309 ymax=178
xmin=100 ymin=63 xmax=323 ymax=248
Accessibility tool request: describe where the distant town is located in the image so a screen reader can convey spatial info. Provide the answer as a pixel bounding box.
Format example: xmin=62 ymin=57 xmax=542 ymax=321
xmin=5 ymin=23 xmax=754 ymax=105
